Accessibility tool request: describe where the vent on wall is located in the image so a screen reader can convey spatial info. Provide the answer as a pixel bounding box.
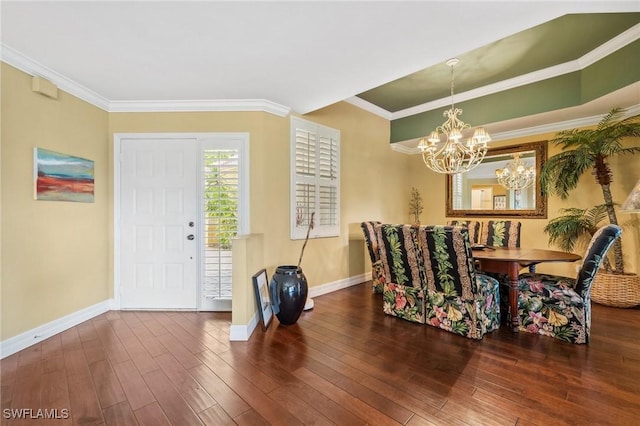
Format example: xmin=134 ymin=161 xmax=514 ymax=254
xmin=32 ymin=76 xmax=58 ymax=99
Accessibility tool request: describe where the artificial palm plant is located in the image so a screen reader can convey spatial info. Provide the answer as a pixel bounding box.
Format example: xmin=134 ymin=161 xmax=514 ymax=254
xmin=540 ymin=107 xmax=640 ymax=274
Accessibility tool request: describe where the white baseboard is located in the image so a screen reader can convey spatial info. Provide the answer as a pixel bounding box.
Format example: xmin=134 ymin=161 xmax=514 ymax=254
xmin=0 ymin=299 xmax=114 ymax=359
xmin=233 ymin=272 xmax=371 ymax=341
xmin=0 ymin=273 xmax=372 ymax=351
xmin=229 ymin=312 xmax=258 ymax=341
xmin=308 ymin=272 xmax=370 ymax=299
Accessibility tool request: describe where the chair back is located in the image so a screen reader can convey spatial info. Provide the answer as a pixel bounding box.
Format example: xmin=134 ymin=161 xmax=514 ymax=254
xmin=360 ymin=221 xmax=382 ymax=263
xmin=479 ymin=220 xmax=521 ymax=247
xmin=574 ymin=224 xmax=622 ymax=296
xmin=418 ymin=225 xmax=476 ymax=299
xmin=376 ymin=224 xmax=423 ymax=288
xmin=447 ymin=220 xmax=481 ymax=244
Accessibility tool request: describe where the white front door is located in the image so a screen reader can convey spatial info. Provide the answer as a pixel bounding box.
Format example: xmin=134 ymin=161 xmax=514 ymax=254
xmin=119 ymin=137 xmax=198 ymax=309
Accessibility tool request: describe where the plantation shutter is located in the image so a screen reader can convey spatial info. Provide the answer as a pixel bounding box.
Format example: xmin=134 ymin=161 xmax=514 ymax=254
xmin=291 ymin=117 xmax=340 ymax=239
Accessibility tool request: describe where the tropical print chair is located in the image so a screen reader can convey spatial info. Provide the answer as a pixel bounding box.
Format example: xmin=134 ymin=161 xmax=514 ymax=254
xmin=376 ymin=224 xmax=426 ymax=323
xmin=479 ymin=220 xmax=522 ymax=320
xmin=517 ymin=224 xmax=622 ymax=344
xmin=447 ymin=220 xmax=481 ymax=244
xmin=418 ymin=226 xmax=501 ymax=339
xmin=479 ymin=220 xmax=521 ymax=248
xmin=360 ymin=221 xmax=384 ymax=293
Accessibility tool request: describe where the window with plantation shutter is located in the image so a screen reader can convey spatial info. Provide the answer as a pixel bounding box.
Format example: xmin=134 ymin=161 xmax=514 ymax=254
xmin=291 ymin=117 xmax=340 ymax=240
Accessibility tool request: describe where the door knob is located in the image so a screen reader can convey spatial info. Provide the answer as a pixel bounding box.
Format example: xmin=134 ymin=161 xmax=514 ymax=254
xmin=187 ymin=234 xmax=195 ymax=240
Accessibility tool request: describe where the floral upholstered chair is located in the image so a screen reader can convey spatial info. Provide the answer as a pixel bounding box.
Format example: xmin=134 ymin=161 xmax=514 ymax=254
xmin=479 ymin=220 xmax=522 ymax=320
xmin=447 ymin=220 xmax=481 ymax=244
xmin=517 ymin=224 xmax=622 ymax=344
xmin=376 ymin=224 xmax=426 ymax=323
xmin=479 ymin=220 xmax=521 ymax=248
xmin=418 ymin=226 xmax=501 ymax=339
xmin=360 ymin=221 xmax=384 ymax=293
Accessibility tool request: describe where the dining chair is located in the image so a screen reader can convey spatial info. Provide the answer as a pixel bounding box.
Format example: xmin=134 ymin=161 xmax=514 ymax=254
xmin=479 ymin=220 xmax=521 ymax=248
xmin=418 ymin=225 xmax=502 ymax=339
xmin=478 ymin=220 xmax=521 ymax=319
xmin=360 ymin=221 xmax=384 ymax=293
xmin=376 ymin=224 xmax=426 ymax=324
xmin=516 ymin=224 xmax=622 ymax=344
xmin=447 ymin=220 xmax=481 ymax=244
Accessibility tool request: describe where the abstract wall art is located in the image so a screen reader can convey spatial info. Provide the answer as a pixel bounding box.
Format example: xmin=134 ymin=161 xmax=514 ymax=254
xmin=34 ymin=148 xmax=95 ymax=202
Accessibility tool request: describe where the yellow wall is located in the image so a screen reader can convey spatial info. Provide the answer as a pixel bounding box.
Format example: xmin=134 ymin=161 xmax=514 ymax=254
xmin=108 ymin=101 xmax=410 ymax=326
xmin=1 ymin=63 xmax=110 ymax=340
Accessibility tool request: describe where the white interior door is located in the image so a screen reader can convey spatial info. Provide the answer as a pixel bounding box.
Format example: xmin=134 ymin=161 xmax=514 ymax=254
xmin=119 ymin=138 xmax=198 ymax=309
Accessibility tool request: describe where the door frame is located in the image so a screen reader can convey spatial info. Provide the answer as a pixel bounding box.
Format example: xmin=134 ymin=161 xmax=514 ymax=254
xmin=113 ymin=132 xmax=250 ymax=311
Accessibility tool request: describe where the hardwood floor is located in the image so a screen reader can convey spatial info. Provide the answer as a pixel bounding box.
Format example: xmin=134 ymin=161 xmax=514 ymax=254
xmin=2 ymin=282 xmax=640 ymax=425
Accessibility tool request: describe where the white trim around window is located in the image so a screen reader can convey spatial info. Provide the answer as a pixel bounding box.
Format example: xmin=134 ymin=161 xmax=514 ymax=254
xmin=290 ymin=117 xmax=340 ymax=240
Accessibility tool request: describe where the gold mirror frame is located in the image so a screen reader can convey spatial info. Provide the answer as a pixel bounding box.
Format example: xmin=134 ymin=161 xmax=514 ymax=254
xmin=446 ymin=141 xmax=548 ymax=218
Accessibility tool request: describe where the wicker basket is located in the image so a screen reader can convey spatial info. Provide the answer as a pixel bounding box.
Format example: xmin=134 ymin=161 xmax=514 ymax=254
xmin=591 ymin=272 xmax=640 ymax=308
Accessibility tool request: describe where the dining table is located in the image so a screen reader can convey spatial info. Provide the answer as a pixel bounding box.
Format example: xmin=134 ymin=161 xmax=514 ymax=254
xmin=472 ymin=246 xmax=582 ymax=332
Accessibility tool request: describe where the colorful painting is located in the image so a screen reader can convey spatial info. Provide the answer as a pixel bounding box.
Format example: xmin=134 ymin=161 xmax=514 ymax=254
xmin=34 ymin=148 xmax=95 ymax=202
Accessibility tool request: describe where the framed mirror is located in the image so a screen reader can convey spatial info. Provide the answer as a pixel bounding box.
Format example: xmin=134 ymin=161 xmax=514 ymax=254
xmin=446 ymin=141 xmax=547 ymax=218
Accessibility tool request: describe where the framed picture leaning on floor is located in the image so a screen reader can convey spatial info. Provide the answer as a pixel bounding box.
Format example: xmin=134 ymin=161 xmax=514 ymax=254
xmin=252 ymin=268 xmax=273 ymax=330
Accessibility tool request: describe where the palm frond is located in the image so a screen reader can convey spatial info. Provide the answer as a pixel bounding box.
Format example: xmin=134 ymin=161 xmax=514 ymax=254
xmin=544 ymin=205 xmax=607 ymax=252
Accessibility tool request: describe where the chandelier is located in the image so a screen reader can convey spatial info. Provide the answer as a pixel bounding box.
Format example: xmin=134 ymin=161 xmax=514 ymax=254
xmin=417 ymin=58 xmax=490 ymax=174
xmin=495 ymin=153 xmax=536 ymax=190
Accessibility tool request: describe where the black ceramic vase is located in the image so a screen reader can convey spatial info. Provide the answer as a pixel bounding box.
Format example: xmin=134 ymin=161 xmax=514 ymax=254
xmin=269 ymin=265 xmax=308 ymax=325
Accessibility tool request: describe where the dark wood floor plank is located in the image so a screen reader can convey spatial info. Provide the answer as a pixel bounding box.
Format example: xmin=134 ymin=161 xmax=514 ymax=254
xmin=133 ymin=402 xmax=171 ymax=426
xmin=142 ymin=368 xmax=204 ymax=426
xmin=81 ymin=337 xmax=108 ymax=366
xmin=303 ymin=356 xmax=414 ymax=424
xmin=40 ymin=370 xmax=72 ymax=426
xmin=155 ymin=331 xmax=202 ymax=370
xmin=9 ymin=345 xmax=43 ymax=414
xmin=88 ymin=359 xmax=127 ymax=409
xmin=128 ymin=323 xmax=168 ymax=358
xmin=111 ymin=359 xmax=156 ymax=411
xmin=119 ymin=334 xmax=159 ymax=375
xmin=188 ymin=363 xmax=250 ymax=418
xmin=91 ymin=319 xmax=130 ymax=365
xmin=196 ymin=350 xmax=303 ymax=425
xmin=66 ymin=369 xmax=104 ymax=426
xmin=233 ymin=409 xmax=271 ymax=426
xmin=172 ymin=313 xmax=230 ymax=354
xmin=102 ymin=400 xmax=137 ymax=426
xmin=154 ymin=352 xmax=216 ymax=413
xmin=293 ymin=366 xmax=402 ymax=426
xmin=267 ymin=386 xmax=335 ymax=426
xmin=197 ymin=404 xmax=238 ymax=426
xmin=216 ymin=349 xmax=281 ymax=393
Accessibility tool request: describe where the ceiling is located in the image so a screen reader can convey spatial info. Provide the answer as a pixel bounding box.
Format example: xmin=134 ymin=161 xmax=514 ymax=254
xmin=2 ymin=1 xmax=639 ymax=148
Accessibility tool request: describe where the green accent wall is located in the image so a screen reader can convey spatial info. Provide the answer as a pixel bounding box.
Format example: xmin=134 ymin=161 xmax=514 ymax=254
xmin=391 ymin=40 xmax=640 ymax=143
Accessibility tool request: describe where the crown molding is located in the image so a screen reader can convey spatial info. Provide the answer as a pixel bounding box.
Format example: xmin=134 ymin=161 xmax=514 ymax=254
xmin=579 ymin=23 xmax=640 ymax=68
xmin=108 ymin=99 xmax=291 ymax=116
xmin=1 ymin=44 xmax=291 ymax=116
xmin=344 ymin=96 xmax=393 ymax=120
xmin=390 ymin=142 xmax=416 ymax=154
xmin=1 ymin=43 xmax=111 ymax=111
